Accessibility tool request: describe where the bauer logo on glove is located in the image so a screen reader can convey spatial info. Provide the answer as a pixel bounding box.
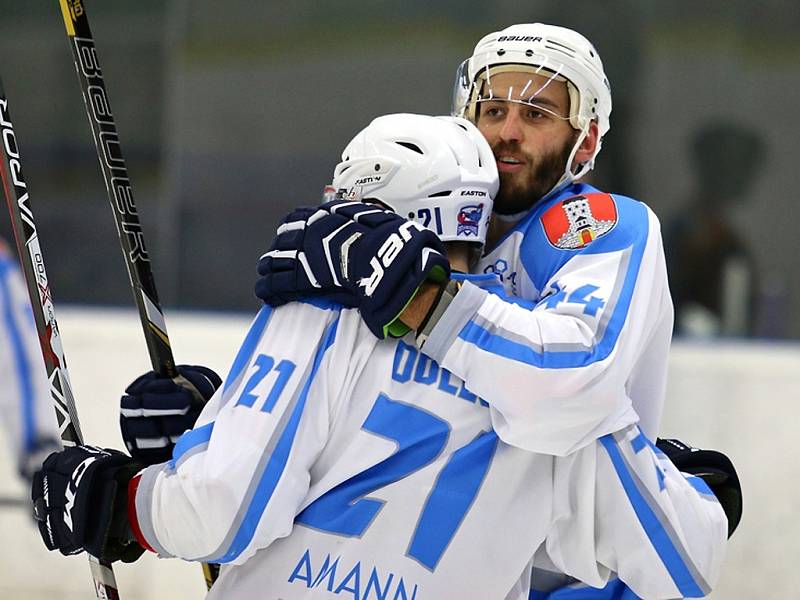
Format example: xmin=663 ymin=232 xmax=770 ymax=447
xmin=357 ymin=219 xmax=430 ymax=297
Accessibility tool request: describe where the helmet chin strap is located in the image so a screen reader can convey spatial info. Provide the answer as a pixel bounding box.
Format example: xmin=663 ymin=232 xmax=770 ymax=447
xmin=494 ymin=124 xmax=591 ymax=224
xmin=552 ymin=124 xmax=590 ymax=191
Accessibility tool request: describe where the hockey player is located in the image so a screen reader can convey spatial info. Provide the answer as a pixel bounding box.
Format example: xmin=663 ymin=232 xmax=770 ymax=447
xmin=0 ymin=238 xmax=60 ymax=483
xmin=251 ymin=25 xmax=741 ymax=595
xmin=257 ymin=23 xmax=674 ymax=455
xmin=32 ymin=115 xmax=733 ymax=599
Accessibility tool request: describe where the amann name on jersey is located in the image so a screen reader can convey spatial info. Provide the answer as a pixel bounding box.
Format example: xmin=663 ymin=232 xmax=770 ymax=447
xmin=288 ymin=549 xmax=420 ymax=600
xmin=391 ymin=340 xmax=487 ymax=407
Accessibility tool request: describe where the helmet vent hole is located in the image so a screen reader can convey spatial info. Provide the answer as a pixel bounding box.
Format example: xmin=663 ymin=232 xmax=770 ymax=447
xmin=428 ymin=191 xmax=452 ymax=198
xmin=374 ymin=163 xmax=381 ymax=171
xmin=395 ymin=141 xmax=424 ymax=154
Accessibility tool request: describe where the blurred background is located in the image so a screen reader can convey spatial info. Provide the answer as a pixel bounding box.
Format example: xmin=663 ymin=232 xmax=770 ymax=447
xmin=0 ymin=1 xmax=799 ymax=599
xmin=0 ymin=0 xmax=798 ymax=337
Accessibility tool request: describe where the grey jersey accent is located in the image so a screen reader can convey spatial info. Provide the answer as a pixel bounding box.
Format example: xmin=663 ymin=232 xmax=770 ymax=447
xmin=421 ymin=280 xmax=488 ymax=363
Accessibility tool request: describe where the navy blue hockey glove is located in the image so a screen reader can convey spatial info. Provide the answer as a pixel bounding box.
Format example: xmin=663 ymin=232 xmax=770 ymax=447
xmin=256 ymin=200 xmax=450 ymax=338
xmin=31 ymin=445 xmax=145 ymax=563
xmin=120 ymin=365 xmax=221 ymax=465
xmin=657 ymin=438 xmax=742 ymax=538
xmin=255 ymin=205 xmax=359 ymax=308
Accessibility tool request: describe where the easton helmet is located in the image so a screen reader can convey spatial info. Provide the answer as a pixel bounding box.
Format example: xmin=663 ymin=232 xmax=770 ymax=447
xmin=332 ymin=113 xmax=498 ymax=245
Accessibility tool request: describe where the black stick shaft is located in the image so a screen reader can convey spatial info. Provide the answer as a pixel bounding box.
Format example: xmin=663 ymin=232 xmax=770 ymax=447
xmin=58 ymin=1 xmax=219 ymax=589
xmin=58 ymin=0 xmax=176 ymax=378
xmin=0 ymin=76 xmax=122 ymax=600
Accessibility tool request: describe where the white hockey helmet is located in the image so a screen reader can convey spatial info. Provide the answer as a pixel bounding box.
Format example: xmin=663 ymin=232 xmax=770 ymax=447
xmin=452 ymin=23 xmax=612 ymax=180
xmin=332 ymin=113 xmax=498 ymax=245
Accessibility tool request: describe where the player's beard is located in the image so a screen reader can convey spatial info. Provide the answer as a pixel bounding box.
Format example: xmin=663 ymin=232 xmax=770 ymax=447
xmin=492 ymin=134 xmax=578 ymax=216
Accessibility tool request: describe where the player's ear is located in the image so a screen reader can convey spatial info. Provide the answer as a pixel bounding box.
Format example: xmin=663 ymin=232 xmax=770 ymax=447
xmin=573 ymin=121 xmax=599 ymax=165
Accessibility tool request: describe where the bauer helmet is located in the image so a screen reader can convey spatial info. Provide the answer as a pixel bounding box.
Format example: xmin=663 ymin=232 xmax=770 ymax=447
xmin=452 ymin=23 xmax=612 ymax=181
xmin=331 ymin=113 xmax=498 ymax=245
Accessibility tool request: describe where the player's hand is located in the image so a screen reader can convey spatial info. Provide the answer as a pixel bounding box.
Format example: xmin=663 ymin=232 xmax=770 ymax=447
xmin=656 ymin=438 xmax=742 ymax=538
xmin=120 ymin=365 xmax=221 ymax=465
xmin=254 ymin=203 xmax=361 ymax=308
xmin=255 ymin=200 xmax=450 ymax=339
xmin=31 ymin=445 xmax=144 ymax=563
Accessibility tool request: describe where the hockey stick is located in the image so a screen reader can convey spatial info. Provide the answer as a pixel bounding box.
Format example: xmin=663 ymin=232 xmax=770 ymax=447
xmin=57 ymin=0 xmax=175 ymax=379
xmin=0 ymin=77 xmax=122 ymax=600
xmin=57 ymin=1 xmax=219 ymax=588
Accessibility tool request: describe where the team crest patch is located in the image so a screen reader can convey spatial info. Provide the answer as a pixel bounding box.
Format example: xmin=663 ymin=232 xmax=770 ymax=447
xmin=541 ymin=193 xmax=617 ymax=249
xmin=457 ymin=203 xmax=484 ymax=236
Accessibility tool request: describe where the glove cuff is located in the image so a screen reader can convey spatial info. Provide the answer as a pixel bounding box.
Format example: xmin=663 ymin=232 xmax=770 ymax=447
xmin=417 ymin=279 xmax=462 ymax=347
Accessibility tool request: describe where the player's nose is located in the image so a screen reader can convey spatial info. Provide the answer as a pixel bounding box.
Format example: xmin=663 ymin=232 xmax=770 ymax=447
xmin=498 ymin=109 xmax=524 ymax=143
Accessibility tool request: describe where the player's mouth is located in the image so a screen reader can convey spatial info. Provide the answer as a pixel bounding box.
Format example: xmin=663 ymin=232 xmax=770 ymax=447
xmin=496 ymin=155 xmax=525 ymax=173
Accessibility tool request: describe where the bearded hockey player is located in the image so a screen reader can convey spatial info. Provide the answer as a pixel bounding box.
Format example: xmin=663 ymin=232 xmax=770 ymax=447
xmin=32 ymin=114 xmax=734 ymax=599
xmin=259 ymin=24 xmax=672 ymax=457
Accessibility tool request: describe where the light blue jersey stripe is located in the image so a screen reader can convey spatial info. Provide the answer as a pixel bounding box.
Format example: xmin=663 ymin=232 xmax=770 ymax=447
xmin=466 ymin=198 xmax=649 ymax=369
xmin=599 ymin=435 xmax=705 ymax=597
xmin=459 ymin=231 xmax=645 ymax=369
xmin=530 ymin=578 xmax=643 ymax=599
xmin=213 ymin=314 xmax=340 ymax=563
xmin=685 ymin=474 xmax=715 ymax=497
xmin=0 ymin=258 xmax=36 ymax=451
xmin=221 ymin=306 xmax=273 ymax=401
xmin=169 ymin=422 xmax=215 ymax=469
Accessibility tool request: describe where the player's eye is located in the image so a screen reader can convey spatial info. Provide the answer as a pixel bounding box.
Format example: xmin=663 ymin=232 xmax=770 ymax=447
xmin=525 ymin=107 xmax=547 ymax=121
xmin=481 ymin=104 xmax=505 ymax=119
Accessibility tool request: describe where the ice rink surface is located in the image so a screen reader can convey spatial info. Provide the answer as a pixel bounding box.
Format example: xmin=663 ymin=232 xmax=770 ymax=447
xmin=1 ymin=307 xmax=797 ymax=599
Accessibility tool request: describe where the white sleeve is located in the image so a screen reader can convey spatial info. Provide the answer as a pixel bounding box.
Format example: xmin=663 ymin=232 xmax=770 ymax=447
xmin=422 ymin=200 xmax=672 ymax=455
xmin=544 ymin=424 xmax=728 ymax=599
xmin=131 ymin=301 xmax=357 ymax=565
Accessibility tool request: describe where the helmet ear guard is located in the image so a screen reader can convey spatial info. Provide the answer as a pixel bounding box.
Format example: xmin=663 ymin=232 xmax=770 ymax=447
xmin=331 ymin=114 xmax=499 ymax=247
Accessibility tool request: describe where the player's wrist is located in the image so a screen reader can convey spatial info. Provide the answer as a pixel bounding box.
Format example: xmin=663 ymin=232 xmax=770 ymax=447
xmin=416 ymin=278 xmax=462 ymax=347
xmin=394 ymin=280 xmax=445 ymax=333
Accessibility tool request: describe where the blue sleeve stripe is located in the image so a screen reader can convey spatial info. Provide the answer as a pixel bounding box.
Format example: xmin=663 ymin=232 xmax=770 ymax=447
xmin=169 ymin=422 xmax=215 ymax=470
xmin=459 ymin=238 xmax=643 ymax=369
xmin=630 ymin=429 xmax=648 ymax=454
xmin=470 ymin=201 xmax=648 ymax=369
xmin=221 ymin=306 xmax=273 ymax=405
xmin=209 ymin=314 xmax=340 ymax=563
xmin=0 ymin=258 xmax=36 ymax=451
xmin=599 ymin=434 xmax=710 ymax=597
xmin=530 ymin=578 xmax=644 ymax=599
xmin=685 ymin=475 xmax=716 ymax=498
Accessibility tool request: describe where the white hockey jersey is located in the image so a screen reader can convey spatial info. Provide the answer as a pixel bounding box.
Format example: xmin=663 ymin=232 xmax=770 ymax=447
xmin=131 ymin=280 xmax=725 ymax=600
xmin=422 ymin=183 xmax=673 ymax=455
xmin=0 ymin=240 xmax=59 ymax=476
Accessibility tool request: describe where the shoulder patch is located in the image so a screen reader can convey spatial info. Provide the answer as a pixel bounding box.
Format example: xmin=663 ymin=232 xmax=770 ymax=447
xmin=540 ymin=193 xmax=617 ymax=249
